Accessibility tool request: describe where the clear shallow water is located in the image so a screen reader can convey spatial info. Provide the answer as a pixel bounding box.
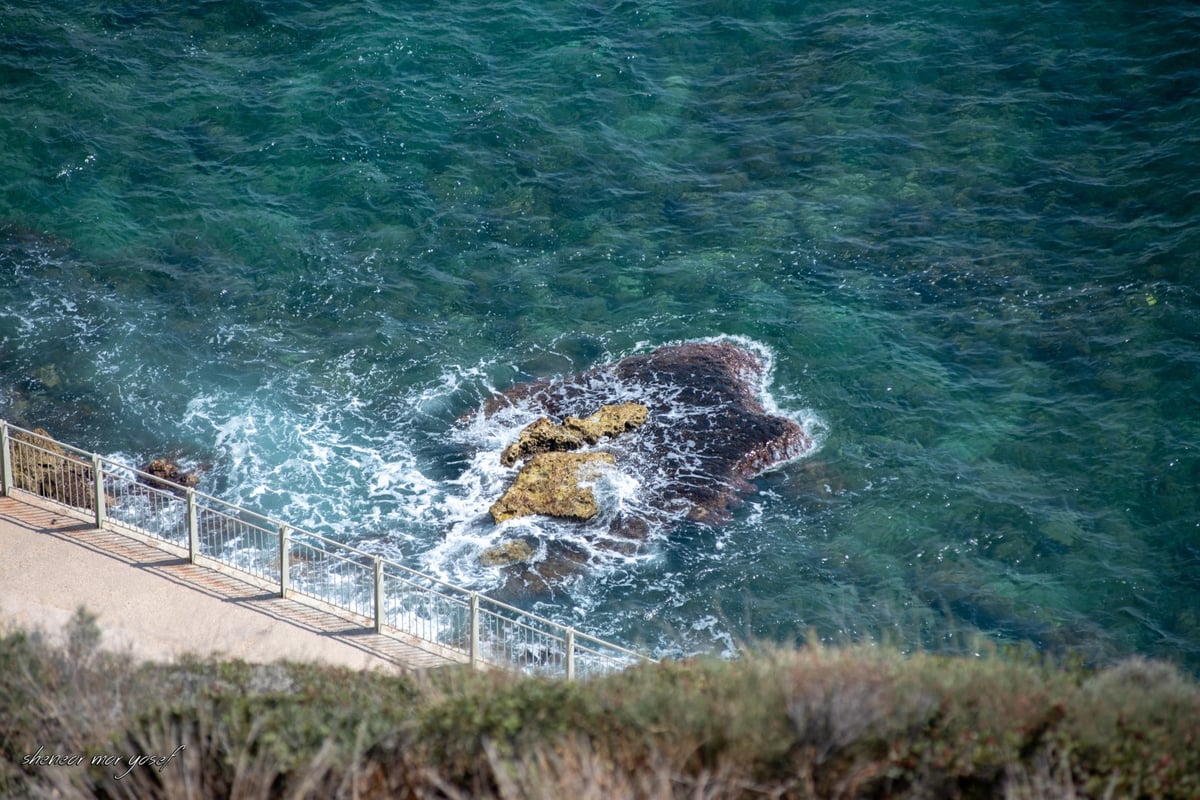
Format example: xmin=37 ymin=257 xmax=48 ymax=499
xmin=2 ymin=1 xmax=1198 ymax=669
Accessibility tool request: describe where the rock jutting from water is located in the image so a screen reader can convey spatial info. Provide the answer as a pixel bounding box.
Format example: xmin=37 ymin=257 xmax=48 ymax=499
xmin=484 ymin=340 xmax=813 ymax=531
xmin=499 ymin=402 xmax=649 ymax=467
xmin=138 ymin=458 xmax=201 ymax=496
xmin=490 ymin=451 xmax=617 ymax=523
xmin=491 ymin=403 xmax=647 ymax=525
xmin=8 ymin=427 xmax=100 ymax=510
xmin=8 ymin=427 xmax=201 ymax=510
xmin=479 ymin=538 xmax=536 ymax=567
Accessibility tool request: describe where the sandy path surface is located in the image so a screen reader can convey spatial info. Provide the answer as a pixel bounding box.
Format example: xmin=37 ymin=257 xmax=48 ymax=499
xmin=0 ymin=493 xmax=463 ymax=671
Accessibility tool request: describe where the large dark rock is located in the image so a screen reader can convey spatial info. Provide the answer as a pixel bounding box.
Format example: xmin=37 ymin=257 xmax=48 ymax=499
xmin=484 ymin=340 xmax=812 ymax=527
xmin=475 ymin=340 xmax=815 ymax=600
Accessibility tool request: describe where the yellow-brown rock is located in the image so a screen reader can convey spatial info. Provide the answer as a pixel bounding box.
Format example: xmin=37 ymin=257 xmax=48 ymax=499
xmin=479 ymin=539 xmax=536 ymax=566
xmin=9 ymin=427 xmax=97 ymax=510
xmin=138 ymin=458 xmax=200 ymax=496
xmin=564 ymin=402 xmax=649 ymax=444
xmin=499 ymin=402 xmax=648 ymax=466
xmin=489 ymin=451 xmax=616 ymax=523
xmin=500 ymin=417 xmax=587 ymax=466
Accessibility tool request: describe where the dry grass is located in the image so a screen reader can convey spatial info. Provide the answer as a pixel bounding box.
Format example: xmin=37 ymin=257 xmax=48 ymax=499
xmin=2 ymin=611 xmax=1198 ymax=799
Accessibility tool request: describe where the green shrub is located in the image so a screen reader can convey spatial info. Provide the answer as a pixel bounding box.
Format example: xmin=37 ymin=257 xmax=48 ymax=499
xmin=877 ymin=652 xmax=1076 ymax=795
xmin=416 ymin=667 xmax=597 ymax=786
xmin=0 ymin=628 xmax=44 ymax=793
xmin=3 ymin=613 xmax=1199 ymax=799
xmin=1062 ymin=658 xmax=1200 ymax=798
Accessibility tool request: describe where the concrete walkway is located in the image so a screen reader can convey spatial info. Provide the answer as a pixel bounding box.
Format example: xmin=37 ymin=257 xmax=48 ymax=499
xmin=0 ymin=493 xmax=465 ymax=671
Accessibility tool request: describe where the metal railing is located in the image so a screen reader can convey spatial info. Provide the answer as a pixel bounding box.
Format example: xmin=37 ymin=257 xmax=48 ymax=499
xmin=0 ymin=420 xmax=653 ymax=678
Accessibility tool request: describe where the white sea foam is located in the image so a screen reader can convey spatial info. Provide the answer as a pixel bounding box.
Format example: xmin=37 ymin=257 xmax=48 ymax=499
xmin=408 ymin=337 xmax=826 ymax=604
xmin=132 ymin=336 xmax=824 ymax=652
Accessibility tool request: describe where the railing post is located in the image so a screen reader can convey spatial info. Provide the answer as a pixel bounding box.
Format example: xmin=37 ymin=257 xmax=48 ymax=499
xmin=373 ymin=557 xmax=385 ymax=634
xmin=279 ymin=524 xmax=289 ymax=599
xmin=469 ymin=592 xmax=480 ymax=669
xmin=565 ymin=628 xmax=576 ymax=681
xmin=91 ymin=454 xmax=106 ymax=529
xmin=186 ymin=489 xmax=199 ymax=563
xmin=0 ymin=421 xmax=12 ymax=497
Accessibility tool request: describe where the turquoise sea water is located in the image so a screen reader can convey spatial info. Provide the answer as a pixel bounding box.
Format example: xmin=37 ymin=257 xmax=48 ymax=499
xmin=2 ymin=1 xmax=1197 ymax=669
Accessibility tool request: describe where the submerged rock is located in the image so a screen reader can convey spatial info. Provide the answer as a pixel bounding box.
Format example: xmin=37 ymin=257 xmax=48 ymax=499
xmin=490 ymin=451 xmax=616 ymax=523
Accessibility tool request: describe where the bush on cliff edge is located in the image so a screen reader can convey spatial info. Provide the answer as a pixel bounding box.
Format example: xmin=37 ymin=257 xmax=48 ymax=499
xmin=1 ymin=611 xmax=1198 ymax=798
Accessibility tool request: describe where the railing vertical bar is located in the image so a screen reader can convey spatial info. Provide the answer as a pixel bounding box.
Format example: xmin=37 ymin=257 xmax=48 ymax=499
xmin=186 ymin=489 xmax=199 ymax=563
xmin=279 ymin=524 xmax=290 ymax=599
xmin=469 ymin=592 xmax=480 ymax=669
xmin=92 ymin=454 xmax=105 ymax=530
xmin=373 ymin=558 xmax=384 ymax=633
xmin=565 ymin=628 xmax=576 ymax=680
xmin=0 ymin=421 xmax=11 ymax=496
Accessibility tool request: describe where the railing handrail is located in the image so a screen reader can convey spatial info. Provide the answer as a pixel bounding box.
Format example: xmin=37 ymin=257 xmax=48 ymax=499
xmin=0 ymin=419 xmax=655 ymax=677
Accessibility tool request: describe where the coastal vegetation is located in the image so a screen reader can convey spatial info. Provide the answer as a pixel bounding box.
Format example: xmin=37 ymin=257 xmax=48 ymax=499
xmin=2 ymin=609 xmax=1197 ymax=798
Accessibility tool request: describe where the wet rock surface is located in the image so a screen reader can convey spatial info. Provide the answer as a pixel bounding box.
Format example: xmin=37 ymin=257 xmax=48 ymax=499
xmin=477 ymin=340 xmax=815 ymax=598
xmin=479 ymin=538 xmax=536 ymax=567
xmin=138 ymin=458 xmax=201 ymax=496
xmin=485 ymin=340 xmax=812 ymax=526
xmin=490 ymin=451 xmax=617 ymax=523
xmin=8 ymin=427 xmax=99 ymax=510
xmin=500 ymin=402 xmax=648 ymax=466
